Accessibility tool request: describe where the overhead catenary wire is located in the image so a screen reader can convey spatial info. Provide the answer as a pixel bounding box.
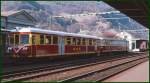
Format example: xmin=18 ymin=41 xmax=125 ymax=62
xmin=49 ymin=11 xmax=148 ymax=39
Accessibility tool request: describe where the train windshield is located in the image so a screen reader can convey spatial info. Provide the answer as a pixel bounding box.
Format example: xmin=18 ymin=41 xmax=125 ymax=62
xmin=20 ymin=34 xmax=29 ymax=44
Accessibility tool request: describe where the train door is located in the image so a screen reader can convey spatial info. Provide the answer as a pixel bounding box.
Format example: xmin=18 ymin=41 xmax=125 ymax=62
xmin=58 ymin=36 xmax=64 ymax=55
xmin=31 ymin=34 xmax=36 ymax=57
xmin=85 ymin=39 xmax=88 ymax=53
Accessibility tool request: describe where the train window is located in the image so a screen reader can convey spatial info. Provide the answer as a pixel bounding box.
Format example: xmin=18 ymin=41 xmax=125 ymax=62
xmin=20 ymin=34 xmax=29 ymax=44
xmin=32 ymin=34 xmax=40 ymax=45
xmin=104 ymin=40 xmax=106 ymax=46
xmin=96 ymin=40 xmax=99 ymax=46
xmin=93 ymin=40 xmax=96 ymax=45
xmin=82 ymin=38 xmax=86 ymax=45
xmin=32 ymin=35 xmax=36 ymax=44
xmin=72 ymin=38 xmax=76 ymax=45
xmin=45 ymin=35 xmax=51 ymax=44
xmin=109 ymin=40 xmax=112 ymax=46
xmin=105 ymin=40 xmax=108 ymax=46
xmin=77 ymin=38 xmax=81 ymax=45
xmin=86 ymin=39 xmax=89 ymax=45
xmin=66 ymin=37 xmax=72 ymax=45
xmin=111 ymin=40 xmax=113 ymax=45
xmin=53 ymin=36 xmax=58 ymax=44
xmin=40 ymin=35 xmax=44 ymax=44
xmin=107 ymin=40 xmax=111 ymax=45
xmin=111 ymin=40 xmax=115 ymax=46
xmin=102 ymin=40 xmax=105 ymax=46
xmin=98 ymin=40 xmax=101 ymax=46
xmin=15 ymin=34 xmax=19 ymax=45
xmin=89 ymin=39 xmax=92 ymax=45
xmin=104 ymin=40 xmax=107 ymax=46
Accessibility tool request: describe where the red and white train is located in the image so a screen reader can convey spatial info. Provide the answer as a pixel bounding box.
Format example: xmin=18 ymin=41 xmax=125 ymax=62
xmin=7 ymin=27 xmax=129 ymax=58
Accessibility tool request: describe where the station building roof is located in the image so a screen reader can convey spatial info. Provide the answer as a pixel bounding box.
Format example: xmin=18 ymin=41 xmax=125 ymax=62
xmin=1 ymin=10 xmax=37 ymax=22
xmin=104 ymin=0 xmax=148 ymax=28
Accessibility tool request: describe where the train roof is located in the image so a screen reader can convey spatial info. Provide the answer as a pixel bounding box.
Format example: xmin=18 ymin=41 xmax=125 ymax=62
xmin=10 ymin=27 xmax=103 ymax=39
xmin=102 ymin=37 xmax=127 ymax=41
xmin=1 ymin=28 xmax=12 ymax=32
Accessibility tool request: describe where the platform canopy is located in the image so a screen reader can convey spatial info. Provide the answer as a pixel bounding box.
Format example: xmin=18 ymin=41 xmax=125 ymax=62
xmin=104 ymin=0 xmax=148 ymax=28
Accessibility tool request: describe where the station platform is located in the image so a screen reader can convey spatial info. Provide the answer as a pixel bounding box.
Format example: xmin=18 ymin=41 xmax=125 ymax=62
xmin=103 ymin=60 xmax=149 ymax=82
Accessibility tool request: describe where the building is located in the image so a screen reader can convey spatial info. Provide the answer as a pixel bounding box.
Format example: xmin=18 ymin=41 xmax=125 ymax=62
xmin=115 ymin=32 xmax=148 ymax=51
xmin=1 ymin=29 xmax=11 ymax=56
xmin=1 ymin=10 xmax=37 ymax=29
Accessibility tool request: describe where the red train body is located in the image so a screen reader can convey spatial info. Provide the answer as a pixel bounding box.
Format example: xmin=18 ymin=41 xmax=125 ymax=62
xmin=7 ymin=28 xmax=129 ymax=58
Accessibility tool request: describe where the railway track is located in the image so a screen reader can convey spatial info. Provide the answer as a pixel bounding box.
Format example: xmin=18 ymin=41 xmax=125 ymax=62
xmin=2 ymin=53 xmax=127 ymax=75
xmin=61 ymin=56 xmax=147 ymax=82
xmin=2 ymin=52 xmax=141 ymax=74
xmin=2 ymin=52 xmax=134 ymax=75
xmin=1 ymin=52 xmax=147 ymax=82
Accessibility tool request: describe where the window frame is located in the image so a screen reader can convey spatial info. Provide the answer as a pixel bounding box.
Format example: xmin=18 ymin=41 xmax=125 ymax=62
xmin=89 ymin=39 xmax=93 ymax=46
xmin=45 ymin=34 xmax=52 ymax=45
xmin=20 ymin=34 xmax=30 ymax=45
xmin=72 ymin=37 xmax=76 ymax=45
xmin=40 ymin=34 xmax=45 ymax=45
xmin=9 ymin=34 xmax=14 ymax=45
xmin=65 ymin=36 xmax=73 ymax=45
xmin=76 ymin=37 xmax=81 ymax=45
xmin=52 ymin=35 xmax=58 ymax=45
xmin=31 ymin=34 xmax=40 ymax=45
xmin=82 ymin=38 xmax=86 ymax=45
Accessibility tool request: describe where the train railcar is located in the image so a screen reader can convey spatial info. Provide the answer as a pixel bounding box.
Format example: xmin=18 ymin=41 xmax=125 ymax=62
xmin=7 ymin=27 xmax=129 ymax=58
xmin=97 ymin=38 xmax=129 ymax=54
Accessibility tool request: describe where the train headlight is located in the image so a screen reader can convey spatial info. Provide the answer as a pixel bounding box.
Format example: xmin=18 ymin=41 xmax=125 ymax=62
xmin=8 ymin=47 xmax=12 ymax=50
xmin=7 ymin=47 xmax=12 ymax=53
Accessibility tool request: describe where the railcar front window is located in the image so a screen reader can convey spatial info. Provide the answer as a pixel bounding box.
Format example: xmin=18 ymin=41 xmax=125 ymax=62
xmin=20 ymin=35 xmax=29 ymax=44
xmin=9 ymin=34 xmax=14 ymax=45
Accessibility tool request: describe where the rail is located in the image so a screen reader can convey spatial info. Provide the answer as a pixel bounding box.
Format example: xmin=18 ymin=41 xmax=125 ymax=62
xmin=1 ymin=52 xmax=147 ymax=82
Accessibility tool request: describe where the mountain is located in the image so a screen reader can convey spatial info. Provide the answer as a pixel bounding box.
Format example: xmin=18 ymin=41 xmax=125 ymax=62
xmin=1 ymin=1 xmax=148 ymax=39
